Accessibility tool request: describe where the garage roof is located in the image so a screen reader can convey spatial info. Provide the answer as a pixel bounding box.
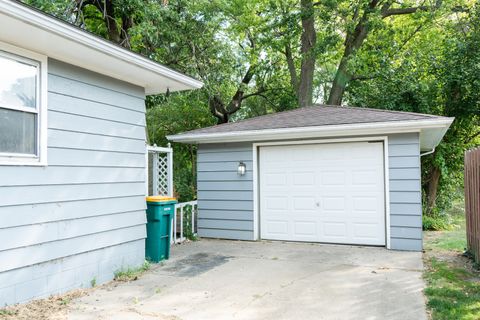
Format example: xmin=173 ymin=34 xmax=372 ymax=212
xmin=168 ymin=105 xmax=454 ymax=151
xmin=0 ymin=1 xmax=203 ymax=95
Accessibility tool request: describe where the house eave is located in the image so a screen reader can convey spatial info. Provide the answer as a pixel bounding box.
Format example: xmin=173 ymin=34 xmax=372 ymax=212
xmin=0 ymin=1 xmax=203 ymax=95
xmin=168 ymin=118 xmax=454 ymax=151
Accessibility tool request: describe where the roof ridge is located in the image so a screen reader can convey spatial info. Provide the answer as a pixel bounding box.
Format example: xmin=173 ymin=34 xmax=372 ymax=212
xmin=316 ymin=104 xmax=441 ymax=118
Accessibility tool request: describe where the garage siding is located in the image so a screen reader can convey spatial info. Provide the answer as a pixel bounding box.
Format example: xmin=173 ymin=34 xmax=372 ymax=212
xmin=388 ymin=133 xmax=422 ymax=251
xmin=197 ymin=143 xmax=254 ymax=240
xmin=196 ymin=133 xmax=423 ymax=250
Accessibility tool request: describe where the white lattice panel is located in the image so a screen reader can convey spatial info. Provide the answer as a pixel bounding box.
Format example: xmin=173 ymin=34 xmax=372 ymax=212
xmin=147 ymin=145 xmax=173 ymax=197
xmin=156 ymin=153 xmax=169 ymax=196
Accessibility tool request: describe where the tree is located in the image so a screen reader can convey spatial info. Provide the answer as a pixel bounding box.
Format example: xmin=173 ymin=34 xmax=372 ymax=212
xmin=327 ymin=0 xmax=442 ymax=105
xmin=25 ymin=0 xmax=479 ymax=217
xmin=297 ymin=0 xmax=317 ymax=107
xmin=347 ymin=2 xmax=480 ymax=224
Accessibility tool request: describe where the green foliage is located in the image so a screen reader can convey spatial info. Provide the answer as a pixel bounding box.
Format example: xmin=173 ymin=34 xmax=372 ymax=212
xmin=0 ymin=309 xmax=17 ymax=316
xmin=114 ymin=261 xmax=151 ymax=282
xmin=22 ymin=0 xmax=74 ymax=20
xmin=424 ymin=201 xmax=467 ymax=248
xmin=147 ymin=92 xmax=215 ymax=201
xmin=90 ymin=277 xmax=97 ymax=288
xmin=425 ymin=258 xmax=480 ymax=320
xmin=24 ymin=0 xmax=480 ymax=211
xmin=423 ymin=215 xmax=454 ymax=232
xmin=348 ymin=3 xmax=480 ymax=218
xmin=424 ymin=213 xmax=478 ymax=319
xmin=179 ymin=204 xmax=198 ymax=241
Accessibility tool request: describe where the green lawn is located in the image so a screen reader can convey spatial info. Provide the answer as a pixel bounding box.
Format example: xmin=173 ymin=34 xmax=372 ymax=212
xmin=423 ymin=212 xmax=480 ymax=320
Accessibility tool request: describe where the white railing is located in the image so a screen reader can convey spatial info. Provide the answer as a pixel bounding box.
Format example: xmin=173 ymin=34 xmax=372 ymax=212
xmin=146 ymin=144 xmax=173 ymax=197
xmin=171 ymin=200 xmax=198 ymax=244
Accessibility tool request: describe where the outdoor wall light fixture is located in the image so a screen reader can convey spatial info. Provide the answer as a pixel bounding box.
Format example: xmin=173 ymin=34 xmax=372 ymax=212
xmin=237 ymin=162 xmax=246 ymax=176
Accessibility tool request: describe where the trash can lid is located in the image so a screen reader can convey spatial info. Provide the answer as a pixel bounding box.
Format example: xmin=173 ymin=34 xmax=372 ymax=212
xmin=146 ymin=195 xmax=177 ymax=202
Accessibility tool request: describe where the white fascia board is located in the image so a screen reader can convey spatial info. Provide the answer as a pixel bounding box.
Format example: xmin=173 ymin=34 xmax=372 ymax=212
xmin=0 ymin=1 xmax=203 ymax=95
xmin=168 ymin=118 xmax=454 ymax=149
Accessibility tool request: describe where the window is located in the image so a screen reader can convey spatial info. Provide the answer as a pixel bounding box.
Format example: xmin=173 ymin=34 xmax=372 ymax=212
xmin=0 ymin=42 xmax=47 ymax=165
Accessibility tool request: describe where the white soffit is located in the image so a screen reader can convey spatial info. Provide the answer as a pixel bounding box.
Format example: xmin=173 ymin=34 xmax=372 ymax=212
xmin=168 ymin=118 xmax=454 ymax=151
xmin=0 ymin=1 xmax=203 ymax=95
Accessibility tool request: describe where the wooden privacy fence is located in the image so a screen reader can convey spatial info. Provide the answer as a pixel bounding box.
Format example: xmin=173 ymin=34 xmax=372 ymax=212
xmin=465 ymin=147 xmax=480 ymax=263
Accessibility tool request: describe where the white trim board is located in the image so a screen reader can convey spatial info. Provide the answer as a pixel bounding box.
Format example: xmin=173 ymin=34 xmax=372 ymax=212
xmin=252 ymin=136 xmax=391 ymax=249
xmin=0 ymin=1 xmax=202 ymax=95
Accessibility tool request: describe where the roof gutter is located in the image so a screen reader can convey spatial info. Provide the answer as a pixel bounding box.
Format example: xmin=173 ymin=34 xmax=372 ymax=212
xmin=168 ymin=118 xmax=454 ymax=144
xmin=420 ymin=148 xmax=435 ymax=157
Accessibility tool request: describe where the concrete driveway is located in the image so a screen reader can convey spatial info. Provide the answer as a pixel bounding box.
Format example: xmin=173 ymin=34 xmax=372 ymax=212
xmin=68 ymin=240 xmax=426 ymax=320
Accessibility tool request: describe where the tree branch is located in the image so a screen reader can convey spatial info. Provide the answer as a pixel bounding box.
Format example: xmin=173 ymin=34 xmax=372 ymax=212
xmin=284 ymin=43 xmax=298 ymax=92
xmin=382 ymin=0 xmax=443 ymax=18
xmin=226 ymin=65 xmax=256 ymax=115
xmin=382 ymin=6 xmax=429 ymax=17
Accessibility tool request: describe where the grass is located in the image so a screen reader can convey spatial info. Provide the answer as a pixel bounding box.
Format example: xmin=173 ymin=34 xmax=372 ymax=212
xmin=423 ymin=209 xmax=480 ymax=320
xmin=425 ymin=215 xmax=467 ymax=253
xmin=113 ymin=260 xmax=151 ymax=282
xmin=0 ymin=310 xmax=17 ymax=316
xmin=424 ymin=259 xmax=480 ymax=320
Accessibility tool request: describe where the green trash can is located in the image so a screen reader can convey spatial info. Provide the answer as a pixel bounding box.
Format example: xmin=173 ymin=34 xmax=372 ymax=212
xmin=145 ymin=196 xmax=177 ymax=262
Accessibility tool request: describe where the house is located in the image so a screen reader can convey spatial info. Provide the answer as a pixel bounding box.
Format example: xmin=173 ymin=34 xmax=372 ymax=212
xmin=168 ymin=105 xmax=453 ymax=251
xmin=0 ymin=1 xmax=201 ymax=305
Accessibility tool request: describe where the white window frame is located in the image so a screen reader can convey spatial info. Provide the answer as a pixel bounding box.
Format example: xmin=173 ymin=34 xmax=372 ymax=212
xmin=0 ymin=41 xmax=48 ymax=166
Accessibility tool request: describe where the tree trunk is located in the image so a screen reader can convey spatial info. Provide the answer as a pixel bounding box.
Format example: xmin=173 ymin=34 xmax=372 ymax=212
xmin=75 ymin=0 xmax=131 ymax=48
xmin=327 ymin=56 xmax=351 ymax=105
xmin=298 ymin=0 xmax=316 ymax=108
xmin=208 ymin=65 xmax=255 ymax=124
xmin=327 ymin=0 xmax=379 ymax=105
xmin=285 ymin=43 xmax=299 ymax=92
xmin=326 ymin=0 xmax=433 ymax=105
xmin=103 ymin=0 xmax=122 ymax=44
xmin=425 ymin=166 xmax=441 ymax=215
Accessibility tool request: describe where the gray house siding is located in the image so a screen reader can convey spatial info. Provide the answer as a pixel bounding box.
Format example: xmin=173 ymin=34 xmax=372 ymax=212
xmin=196 ymin=133 xmax=423 ymax=251
xmin=197 ymin=143 xmax=254 ymax=240
xmin=0 ymin=59 xmax=147 ymax=305
xmin=388 ymin=133 xmax=422 ymax=251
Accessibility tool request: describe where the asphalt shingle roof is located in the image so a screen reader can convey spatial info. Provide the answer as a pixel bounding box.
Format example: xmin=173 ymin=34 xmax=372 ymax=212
xmin=176 ymin=104 xmax=446 ymax=136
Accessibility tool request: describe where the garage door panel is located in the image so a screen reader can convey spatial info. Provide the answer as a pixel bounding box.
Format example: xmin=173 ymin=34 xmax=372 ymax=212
xmin=322 ymin=222 xmax=347 ymax=238
xmin=352 ymin=170 xmax=381 ymax=185
xmin=264 ymin=220 xmax=289 ymax=236
xmin=264 ymin=196 xmax=288 ymax=211
xmin=293 ymin=221 xmax=317 ymax=237
xmin=260 ymin=141 xmax=386 ymax=246
xmin=292 ymin=171 xmax=315 ymax=186
xmin=293 ymin=197 xmax=316 ymax=210
xmin=263 ymin=172 xmax=287 ymax=186
xmin=352 ymin=196 xmax=380 ymax=212
xmin=321 ymin=171 xmax=346 ymax=185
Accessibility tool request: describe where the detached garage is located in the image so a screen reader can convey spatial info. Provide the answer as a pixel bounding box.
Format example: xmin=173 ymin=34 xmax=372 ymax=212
xmin=168 ymin=105 xmax=453 ymax=251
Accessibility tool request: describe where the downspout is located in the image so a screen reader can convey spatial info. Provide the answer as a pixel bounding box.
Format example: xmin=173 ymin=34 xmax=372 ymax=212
xmin=420 ymin=148 xmax=435 ymax=157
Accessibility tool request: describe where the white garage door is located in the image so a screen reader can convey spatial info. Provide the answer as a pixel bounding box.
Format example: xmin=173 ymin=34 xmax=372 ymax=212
xmin=259 ymin=141 xmax=386 ymax=245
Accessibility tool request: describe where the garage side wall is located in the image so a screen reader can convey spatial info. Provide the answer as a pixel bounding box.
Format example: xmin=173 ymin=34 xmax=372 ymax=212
xmin=0 ymin=59 xmax=147 ymax=305
xmin=197 ymin=132 xmax=422 ymax=251
xmin=388 ymin=133 xmax=422 ymax=251
xmin=197 ymin=143 xmax=254 ymax=240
